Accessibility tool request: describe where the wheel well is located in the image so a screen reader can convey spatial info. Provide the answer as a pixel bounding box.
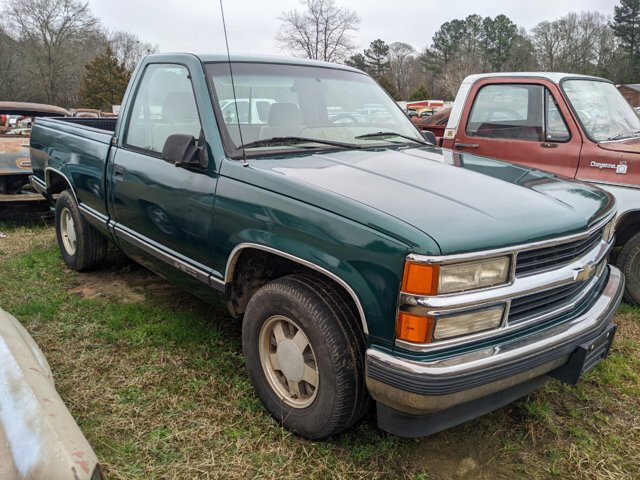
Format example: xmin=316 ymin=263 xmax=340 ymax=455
xmin=226 ymin=249 xmax=364 ymax=331
xmin=615 ymin=211 xmax=640 ymax=248
xmin=47 ymin=170 xmax=72 ymax=195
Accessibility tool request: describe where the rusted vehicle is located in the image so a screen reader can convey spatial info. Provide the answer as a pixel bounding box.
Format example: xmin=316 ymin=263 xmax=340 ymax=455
xmin=0 ymin=102 xmax=70 ymax=194
xmin=412 ymin=107 xmax=451 ymax=137
xmin=424 ymin=73 xmax=640 ymax=305
xmin=0 ymin=306 xmax=103 ymax=479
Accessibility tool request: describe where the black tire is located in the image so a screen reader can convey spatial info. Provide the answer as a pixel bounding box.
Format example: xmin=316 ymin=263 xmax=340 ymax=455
xmin=242 ymin=274 xmax=369 ymax=439
xmin=55 ymin=190 xmax=108 ymax=271
xmin=616 ymin=232 xmax=640 ymax=306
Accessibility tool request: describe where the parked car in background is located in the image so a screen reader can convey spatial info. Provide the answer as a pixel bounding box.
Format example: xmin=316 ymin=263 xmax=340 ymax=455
xmin=30 ymin=54 xmax=622 ymax=440
xmin=421 ymin=73 xmax=640 ymax=306
xmin=0 ymin=102 xmax=70 ymax=194
xmin=412 ymin=107 xmax=450 ymax=136
xmin=0 ymin=306 xmax=103 ymax=479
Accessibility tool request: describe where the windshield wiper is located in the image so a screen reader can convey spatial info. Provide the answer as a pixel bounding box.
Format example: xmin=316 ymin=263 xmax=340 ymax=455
xmin=605 ymin=130 xmax=640 ymax=141
xmin=354 ymin=131 xmax=428 ymax=145
xmin=238 ymin=136 xmax=363 ymax=150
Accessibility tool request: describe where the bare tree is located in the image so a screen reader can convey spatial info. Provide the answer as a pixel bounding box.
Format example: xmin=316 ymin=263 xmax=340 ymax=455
xmin=2 ymin=0 xmax=99 ymax=105
xmin=276 ymin=0 xmax=359 ymax=62
xmin=388 ymin=42 xmax=417 ymax=99
xmin=532 ymin=12 xmax=612 ymax=74
xmin=108 ymin=30 xmax=159 ymax=72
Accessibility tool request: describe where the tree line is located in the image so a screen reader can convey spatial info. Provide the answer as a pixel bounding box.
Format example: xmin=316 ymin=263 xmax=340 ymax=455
xmin=0 ymin=0 xmax=157 ymax=109
xmin=278 ymin=0 xmax=640 ymax=100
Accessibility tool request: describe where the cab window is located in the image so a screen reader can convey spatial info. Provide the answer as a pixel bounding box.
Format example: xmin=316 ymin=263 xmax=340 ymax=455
xmin=125 ymin=64 xmax=202 ymax=154
xmin=466 ymin=84 xmax=544 ymax=141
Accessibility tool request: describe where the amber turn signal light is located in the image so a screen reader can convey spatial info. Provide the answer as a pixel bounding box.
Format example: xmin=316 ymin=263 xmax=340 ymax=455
xmin=401 ymin=262 xmax=438 ymax=295
xmin=396 ymin=312 xmax=435 ymax=343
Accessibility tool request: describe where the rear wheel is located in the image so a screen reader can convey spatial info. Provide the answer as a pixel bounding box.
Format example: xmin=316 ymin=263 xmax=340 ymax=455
xmin=242 ymin=274 xmax=369 ymax=439
xmin=617 ymin=232 xmax=640 ymax=306
xmin=55 ymin=190 xmax=107 ymax=271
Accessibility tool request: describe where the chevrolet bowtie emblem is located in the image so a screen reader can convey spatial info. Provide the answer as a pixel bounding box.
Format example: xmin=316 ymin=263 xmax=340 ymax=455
xmin=574 ymin=261 xmax=596 ymax=282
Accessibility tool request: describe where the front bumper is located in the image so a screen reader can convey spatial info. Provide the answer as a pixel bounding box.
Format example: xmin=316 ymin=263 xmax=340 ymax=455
xmin=366 ymin=265 xmax=624 ymax=437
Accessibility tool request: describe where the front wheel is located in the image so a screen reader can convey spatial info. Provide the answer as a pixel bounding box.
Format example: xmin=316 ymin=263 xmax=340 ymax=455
xmin=242 ymin=274 xmax=369 ymax=439
xmin=55 ymin=190 xmax=107 ymax=271
xmin=617 ymin=232 xmax=640 ymax=306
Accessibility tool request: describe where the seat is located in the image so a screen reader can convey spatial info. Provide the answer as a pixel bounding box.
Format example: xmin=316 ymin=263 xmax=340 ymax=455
xmin=259 ymin=102 xmax=302 ymax=139
xmin=151 ymin=92 xmax=201 ymax=152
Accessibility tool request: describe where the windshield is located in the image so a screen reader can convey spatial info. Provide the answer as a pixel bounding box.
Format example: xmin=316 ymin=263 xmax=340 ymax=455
xmin=563 ymin=79 xmax=640 ymax=142
xmin=206 ymin=62 xmax=424 ymax=155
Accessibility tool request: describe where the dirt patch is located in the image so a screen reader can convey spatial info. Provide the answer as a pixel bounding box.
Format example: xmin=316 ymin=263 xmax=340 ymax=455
xmin=69 ymin=256 xmax=180 ymax=304
xmin=409 ymin=425 xmax=512 ymax=479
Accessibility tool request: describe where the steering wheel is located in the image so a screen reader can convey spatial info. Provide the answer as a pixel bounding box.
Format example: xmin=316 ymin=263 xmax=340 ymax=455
xmin=329 ymin=113 xmax=360 ymax=124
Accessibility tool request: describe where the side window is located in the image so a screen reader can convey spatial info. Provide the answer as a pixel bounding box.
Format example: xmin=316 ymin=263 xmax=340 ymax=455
xmin=466 ymin=84 xmax=544 ymax=142
xmin=545 ymin=90 xmax=570 ymax=142
xmin=125 ymin=64 xmax=201 ymax=154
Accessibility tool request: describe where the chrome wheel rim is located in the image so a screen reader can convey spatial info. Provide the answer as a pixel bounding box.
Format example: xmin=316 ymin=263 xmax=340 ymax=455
xmin=259 ymin=315 xmax=319 ymax=408
xmin=60 ymin=208 xmax=77 ymax=255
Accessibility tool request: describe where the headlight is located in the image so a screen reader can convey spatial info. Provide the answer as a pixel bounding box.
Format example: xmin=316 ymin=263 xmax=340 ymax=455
xmin=402 ymin=256 xmax=511 ymax=295
xmin=433 ymin=305 xmax=505 ymax=340
xmin=439 ymin=257 xmax=511 ymax=294
xmin=602 ymin=219 xmax=615 ymax=243
xmin=395 ymin=305 xmax=505 ymax=343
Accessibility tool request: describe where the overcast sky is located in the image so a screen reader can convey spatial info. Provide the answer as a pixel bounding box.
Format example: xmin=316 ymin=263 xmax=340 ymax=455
xmin=87 ymin=0 xmax=620 ymax=56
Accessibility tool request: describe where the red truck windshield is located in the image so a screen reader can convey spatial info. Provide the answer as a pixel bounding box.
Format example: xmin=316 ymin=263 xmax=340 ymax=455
xmin=205 ymin=62 xmax=423 ymax=155
xmin=563 ymin=79 xmax=640 ymax=142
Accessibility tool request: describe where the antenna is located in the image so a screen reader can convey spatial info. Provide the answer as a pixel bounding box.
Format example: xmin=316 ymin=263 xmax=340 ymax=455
xmin=219 ymin=0 xmax=248 ymax=167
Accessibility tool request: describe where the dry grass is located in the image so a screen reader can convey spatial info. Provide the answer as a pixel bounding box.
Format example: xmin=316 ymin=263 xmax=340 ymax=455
xmin=1 ymin=221 xmax=639 ymax=479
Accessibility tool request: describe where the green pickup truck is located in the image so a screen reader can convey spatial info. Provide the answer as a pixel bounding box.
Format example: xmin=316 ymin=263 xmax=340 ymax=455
xmin=29 ymin=53 xmax=623 ymax=439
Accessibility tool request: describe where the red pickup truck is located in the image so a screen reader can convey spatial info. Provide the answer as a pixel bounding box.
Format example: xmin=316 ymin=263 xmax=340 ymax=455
xmin=426 ymin=73 xmax=640 ymax=305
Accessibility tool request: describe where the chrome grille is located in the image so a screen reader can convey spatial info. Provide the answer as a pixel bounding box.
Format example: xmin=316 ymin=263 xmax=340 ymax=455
xmin=515 ymin=227 xmax=603 ymax=276
xmin=508 ymin=269 xmax=606 ymax=325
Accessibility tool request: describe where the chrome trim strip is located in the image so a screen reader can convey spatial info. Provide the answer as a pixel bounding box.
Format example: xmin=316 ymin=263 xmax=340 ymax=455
xmin=113 ymin=224 xmax=225 ymax=291
xmin=374 ymin=266 xmax=622 ymax=378
xmin=78 ymin=204 xmax=109 ymax=231
xmin=28 ymin=175 xmax=48 ymax=197
xmin=225 ymin=243 xmax=369 ymax=334
xmin=406 ymin=211 xmax=614 ymax=265
xmin=587 ymin=179 xmax=639 ymax=190
xmin=44 ymin=167 xmax=77 ymax=204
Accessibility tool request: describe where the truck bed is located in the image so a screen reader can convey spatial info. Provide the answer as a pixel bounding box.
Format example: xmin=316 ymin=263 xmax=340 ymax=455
xmin=30 ymin=117 xmax=117 ymax=217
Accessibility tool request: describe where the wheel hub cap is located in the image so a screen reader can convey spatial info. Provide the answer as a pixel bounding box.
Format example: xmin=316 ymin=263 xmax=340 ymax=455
xmin=259 ymin=315 xmax=319 ymax=408
xmin=276 ymin=339 xmax=305 ymax=382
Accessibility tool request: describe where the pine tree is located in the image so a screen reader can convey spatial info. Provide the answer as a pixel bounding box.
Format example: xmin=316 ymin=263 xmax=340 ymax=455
xmin=79 ymin=47 xmax=131 ymax=111
xmin=612 ymin=0 xmax=640 ymax=80
xmin=364 ymin=39 xmax=390 ymax=79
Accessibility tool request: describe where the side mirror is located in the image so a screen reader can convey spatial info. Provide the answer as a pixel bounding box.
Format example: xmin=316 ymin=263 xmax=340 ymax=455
xmin=421 ymin=130 xmax=437 ymax=145
xmin=162 ymin=134 xmax=209 ymax=171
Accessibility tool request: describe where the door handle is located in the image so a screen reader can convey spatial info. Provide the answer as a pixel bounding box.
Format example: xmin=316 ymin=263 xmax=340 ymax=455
xmin=454 ymin=143 xmax=479 ymax=149
xmin=113 ymin=164 xmax=126 ymax=181
xmin=541 ymin=142 xmax=558 ymax=148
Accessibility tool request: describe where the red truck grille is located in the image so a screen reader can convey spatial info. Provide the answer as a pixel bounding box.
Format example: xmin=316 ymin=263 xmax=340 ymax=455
xmin=515 ymin=227 xmax=604 ymax=276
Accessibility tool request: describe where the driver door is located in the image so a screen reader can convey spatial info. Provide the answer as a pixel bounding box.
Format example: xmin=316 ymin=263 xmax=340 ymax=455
xmin=453 ymin=80 xmax=582 ymax=178
xmin=109 ymin=63 xmax=219 ymax=289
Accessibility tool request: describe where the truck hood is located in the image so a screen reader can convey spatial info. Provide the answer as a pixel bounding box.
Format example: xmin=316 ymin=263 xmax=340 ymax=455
xmin=598 ymin=137 xmax=640 ymax=154
xmin=244 ymin=147 xmax=614 ymax=254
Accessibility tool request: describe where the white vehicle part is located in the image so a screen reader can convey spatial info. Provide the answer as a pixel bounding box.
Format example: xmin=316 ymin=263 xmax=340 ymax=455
xmin=0 ymin=307 xmax=101 ymax=480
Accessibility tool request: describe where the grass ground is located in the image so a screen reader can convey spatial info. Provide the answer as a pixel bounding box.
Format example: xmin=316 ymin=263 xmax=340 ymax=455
xmin=0 ymin=221 xmax=639 ymax=479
